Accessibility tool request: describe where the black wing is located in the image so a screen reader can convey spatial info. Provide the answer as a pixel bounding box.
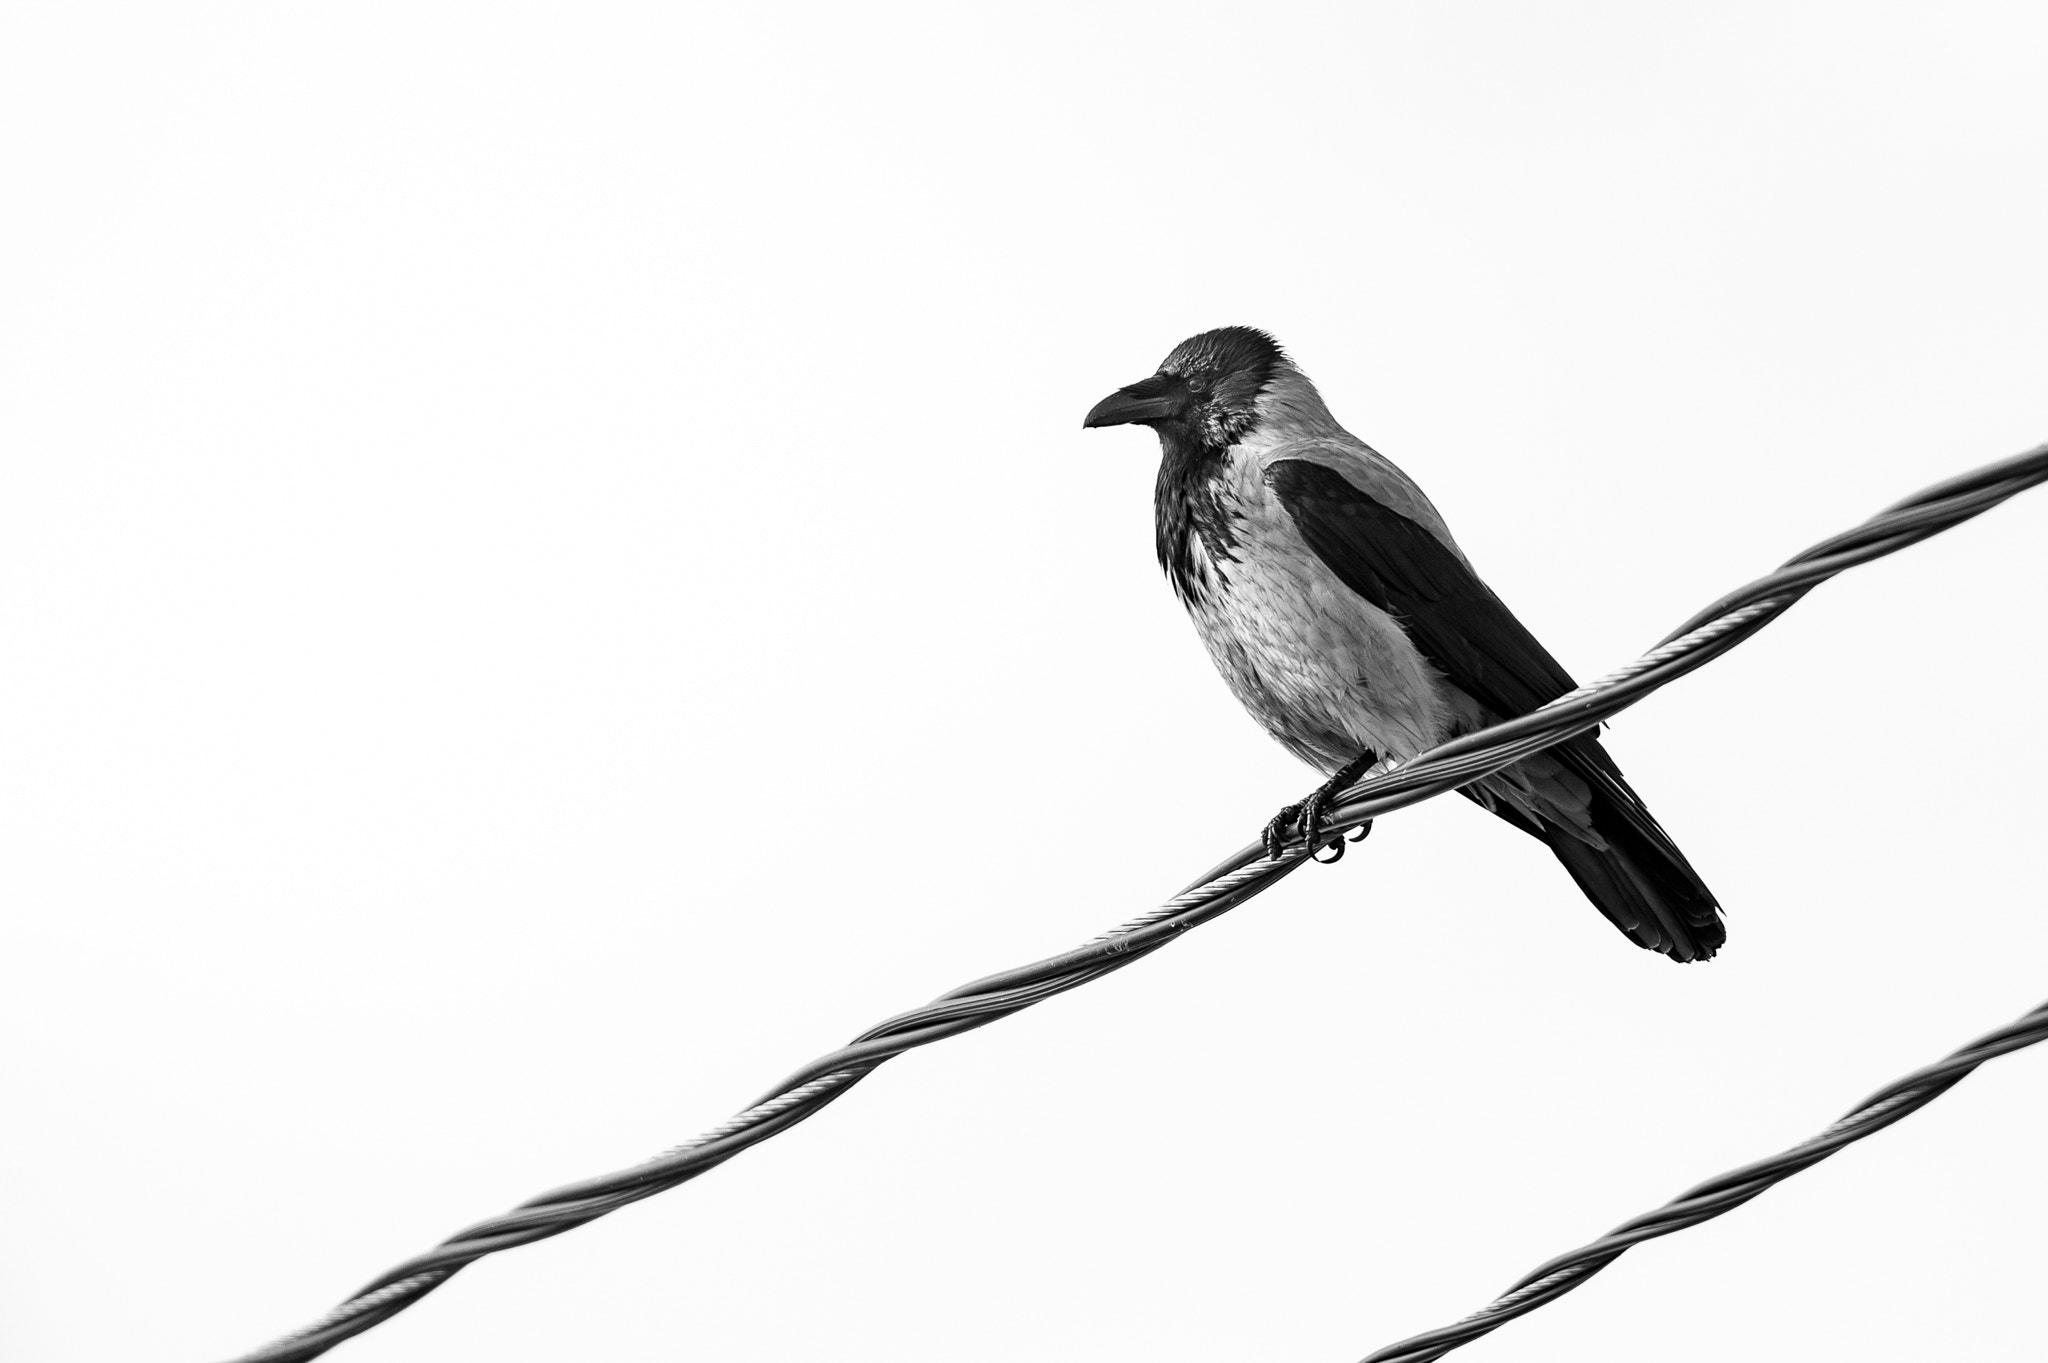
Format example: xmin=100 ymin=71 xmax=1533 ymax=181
xmin=1265 ymin=457 xmax=1724 ymax=961
xmin=1264 ymin=458 xmax=1577 ymax=720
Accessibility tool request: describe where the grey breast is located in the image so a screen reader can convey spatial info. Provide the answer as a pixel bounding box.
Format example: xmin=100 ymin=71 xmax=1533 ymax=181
xmin=1180 ymin=452 xmax=1455 ymax=774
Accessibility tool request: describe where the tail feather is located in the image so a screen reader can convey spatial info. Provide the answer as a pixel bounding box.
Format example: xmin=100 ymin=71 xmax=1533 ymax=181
xmin=1475 ymin=738 xmax=1724 ymax=962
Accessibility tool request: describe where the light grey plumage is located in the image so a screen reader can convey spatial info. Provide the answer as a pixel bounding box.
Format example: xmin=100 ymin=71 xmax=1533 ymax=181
xmin=1085 ymin=327 xmax=1724 ymax=961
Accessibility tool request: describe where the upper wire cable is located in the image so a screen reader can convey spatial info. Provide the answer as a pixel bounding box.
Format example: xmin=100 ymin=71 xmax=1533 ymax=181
xmin=227 ymin=443 xmax=2048 ymax=1363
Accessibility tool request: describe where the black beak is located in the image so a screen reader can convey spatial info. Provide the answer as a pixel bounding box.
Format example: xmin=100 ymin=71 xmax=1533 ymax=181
xmin=1083 ymin=372 xmax=1189 ymax=429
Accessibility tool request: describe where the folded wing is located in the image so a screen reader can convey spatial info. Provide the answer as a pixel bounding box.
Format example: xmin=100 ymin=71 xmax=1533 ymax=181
xmin=1264 ymin=455 xmax=1725 ymax=960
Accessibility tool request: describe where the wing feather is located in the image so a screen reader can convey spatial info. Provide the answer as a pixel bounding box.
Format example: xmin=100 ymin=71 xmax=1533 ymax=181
xmin=1263 ymin=457 xmax=1576 ymax=719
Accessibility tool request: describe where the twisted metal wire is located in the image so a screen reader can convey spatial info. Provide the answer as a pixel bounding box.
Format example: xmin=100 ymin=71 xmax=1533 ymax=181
xmin=228 ymin=443 xmax=2048 ymax=1362
xmin=1360 ymin=996 xmax=2048 ymax=1363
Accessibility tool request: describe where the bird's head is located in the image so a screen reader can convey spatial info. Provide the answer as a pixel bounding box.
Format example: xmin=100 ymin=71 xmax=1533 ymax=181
xmin=1083 ymin=326 xmax=1290 ymax=452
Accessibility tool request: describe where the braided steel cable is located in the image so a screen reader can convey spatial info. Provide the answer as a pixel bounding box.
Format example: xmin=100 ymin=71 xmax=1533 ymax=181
xmin=228 ymin=443 xmax=2048 ymax=1363
xmin=1360 ymin=995 xmax=2048 ymax=1363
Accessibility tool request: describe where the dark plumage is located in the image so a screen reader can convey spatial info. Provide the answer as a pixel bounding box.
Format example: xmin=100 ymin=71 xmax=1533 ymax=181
xmin=1085 ymin=327 xmax=1725 ymax=961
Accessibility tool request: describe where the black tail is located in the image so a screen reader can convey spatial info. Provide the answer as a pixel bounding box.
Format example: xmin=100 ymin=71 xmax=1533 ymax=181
xmin=1475 ymin=738 xmax=1725 ymax=962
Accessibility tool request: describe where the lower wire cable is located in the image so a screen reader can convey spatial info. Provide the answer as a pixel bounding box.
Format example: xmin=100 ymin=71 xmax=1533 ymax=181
xmin=225 ymin=443 xmax=2048 ymax=1362
xmin=1359 ymin=997 xmax=2048 ymax=1362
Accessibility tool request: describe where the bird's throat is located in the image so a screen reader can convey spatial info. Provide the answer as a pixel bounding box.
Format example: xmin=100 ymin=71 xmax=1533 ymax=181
xmin=1153 ymin=438 xmax=1240 ymax=605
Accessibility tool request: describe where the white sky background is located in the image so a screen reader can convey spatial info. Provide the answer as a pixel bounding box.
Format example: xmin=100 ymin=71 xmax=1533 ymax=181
xmin=3 ymin=4 xmax=2046 ymax=1360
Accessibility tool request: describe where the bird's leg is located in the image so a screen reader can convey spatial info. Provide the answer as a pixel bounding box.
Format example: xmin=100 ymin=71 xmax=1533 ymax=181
xmin=1262 ymin=749 xmax=1380 ymax=863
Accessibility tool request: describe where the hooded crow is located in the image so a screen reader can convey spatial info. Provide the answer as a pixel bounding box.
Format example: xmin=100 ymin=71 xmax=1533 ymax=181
xmin=1084 ymin=327 xmax=1724 ymax=961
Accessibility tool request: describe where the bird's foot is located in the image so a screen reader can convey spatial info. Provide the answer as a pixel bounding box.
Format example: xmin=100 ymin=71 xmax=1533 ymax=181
xmin=1262 ymin=750 xmax=1379 ymax=864
xmin=1262 ymin=800 xmax=1312 ymax=863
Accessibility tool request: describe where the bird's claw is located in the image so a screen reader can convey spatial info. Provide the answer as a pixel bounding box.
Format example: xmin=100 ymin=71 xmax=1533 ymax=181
xmin=1262 ymin=794 xmax=1350 ymax=863
xmin=1300 ymin=787 xmax=1341 ymax=862
xmin=1310 ymin=813 xmax=1376 ymax=862
xmin=1263 ymin=749 xmax=1380 ymax=864
xmin=1262 ymin=802 xmax=1304 ymax=862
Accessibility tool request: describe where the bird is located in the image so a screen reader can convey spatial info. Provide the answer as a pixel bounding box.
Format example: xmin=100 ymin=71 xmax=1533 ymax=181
xmin=1083 ymin=326 xmax=1724 ymax=961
